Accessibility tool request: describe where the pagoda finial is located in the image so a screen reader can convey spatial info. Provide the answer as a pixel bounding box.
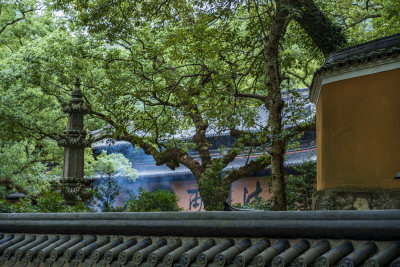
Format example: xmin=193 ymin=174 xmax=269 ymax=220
xmin=71 ymin=77 xmax=83 ymax=100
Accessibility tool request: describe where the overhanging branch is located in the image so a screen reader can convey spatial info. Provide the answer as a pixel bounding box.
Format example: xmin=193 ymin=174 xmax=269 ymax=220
xmin=224 ymin=155 xmax=271 ymax=184
xmin=288 ymin=0 xmax=347 ymax=55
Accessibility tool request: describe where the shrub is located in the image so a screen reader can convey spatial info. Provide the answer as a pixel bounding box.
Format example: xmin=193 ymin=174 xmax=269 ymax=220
xmin=233 ymin=196 xmax=274 ymax=211
xmin=0 ymin=200 xmax=16 ymax=213
xmin=126 ymin=187 xmax=182 ymax=212
xmin=10 ymin=191 xmax=91 ymax=213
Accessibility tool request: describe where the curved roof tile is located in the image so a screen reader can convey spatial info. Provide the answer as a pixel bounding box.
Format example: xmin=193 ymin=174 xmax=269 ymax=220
xmin=0 ymin=211 xmax=399 ymax=266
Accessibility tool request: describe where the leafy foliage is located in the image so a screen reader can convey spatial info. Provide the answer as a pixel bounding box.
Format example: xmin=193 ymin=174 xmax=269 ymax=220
xmin=95 ymin=177 xmax=120 ymax=212
xmin=1 ymin=191 xmax=90 ymax=213
xmin=0 ymin=140 xmax=60 ymax=198
xmin=126 ymin=187 xmax=182 ymax=212
xmin=235 ymin=196 xmax=275 ymax=211
xmin=0 ymin=0 xmax=108 ymax=206
xmin=0 ymin=200 xmax=17 ymax=213
xmin=92 ymin=151 xmax=137 ymax=211
xmin=197 ymin=160 xmax=230 ymax=211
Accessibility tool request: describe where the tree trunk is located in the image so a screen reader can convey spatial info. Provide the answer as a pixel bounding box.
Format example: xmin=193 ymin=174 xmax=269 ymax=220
xmin=269 ymin=139 xmax=287 ymax=210
xmin=266 ymin=86 xmax=287 ymax=210
xmin=262 ymin=0 xmax=290 ymax=210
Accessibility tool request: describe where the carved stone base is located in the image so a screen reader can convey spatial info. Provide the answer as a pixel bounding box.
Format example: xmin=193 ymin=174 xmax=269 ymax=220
xmin=58 ymin=178 xmax=94 ymax=206
xmin=312 ymin=189 xmax=400 ymax=210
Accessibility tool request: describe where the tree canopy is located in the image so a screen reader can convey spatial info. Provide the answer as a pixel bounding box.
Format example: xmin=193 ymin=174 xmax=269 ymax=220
xmin=0 ymin=0 xmax=399 ymax=210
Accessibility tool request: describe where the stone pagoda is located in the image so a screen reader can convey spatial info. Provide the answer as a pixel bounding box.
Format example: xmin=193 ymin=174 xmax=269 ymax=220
xmin=58 ymin=78 xmax=91 ymax=205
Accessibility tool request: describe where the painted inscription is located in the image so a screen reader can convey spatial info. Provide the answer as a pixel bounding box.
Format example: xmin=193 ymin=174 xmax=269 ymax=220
xmin=187 ymin=188 xmax=203 ymax=211
xmin=243 ymin=180 xmax=262 ymax=204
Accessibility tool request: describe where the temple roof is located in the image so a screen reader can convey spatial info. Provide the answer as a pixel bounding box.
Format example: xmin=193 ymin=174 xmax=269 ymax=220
xmin=92 ymin=128 xmax=316 ymax=181
xmin=0 ymin=210 xmax=399 ymax=266
xmin=310 ymin=33 xmax=400 ymax=103
xmin=133 ymin=146 xmax=316 ymax=180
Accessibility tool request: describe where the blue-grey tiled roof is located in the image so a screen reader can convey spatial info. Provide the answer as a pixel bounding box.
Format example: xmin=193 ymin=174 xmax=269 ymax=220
xmin=133 ymin=146 xmax=316 ymax=179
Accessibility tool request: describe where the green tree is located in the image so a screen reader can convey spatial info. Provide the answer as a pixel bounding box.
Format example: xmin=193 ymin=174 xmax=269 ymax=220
xmin=0 ymin=2 xmax=107 ymax=200
xmin=0 ymin=17 xmax=273 ymax=210
xmin=0 ymin=0 xmax=59 ymax=196
xmin=1 ymin=0 xmax=398 ymax=210
xmin=0 ymin=140 xmax=60 ymax=198
xmin=93 ymin=151 xmax=137 ymax=211
xmin=47 ymin=0 xmax=341 ymax=210
xmin=0 ymin=0 xmax=39 ymax=50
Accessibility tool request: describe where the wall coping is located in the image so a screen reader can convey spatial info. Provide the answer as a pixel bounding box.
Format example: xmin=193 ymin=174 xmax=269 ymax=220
xmin=1 ymin=210 xmax=399 ymax=240
xmin=310 ymin=55 xmax=400 ymax=104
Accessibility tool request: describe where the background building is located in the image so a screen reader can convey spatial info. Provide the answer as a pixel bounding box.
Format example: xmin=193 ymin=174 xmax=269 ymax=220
xmin=310 ymin=33 xmax=400 ymax=210
xmin=93 ymin=91 xmax=316 ymax=211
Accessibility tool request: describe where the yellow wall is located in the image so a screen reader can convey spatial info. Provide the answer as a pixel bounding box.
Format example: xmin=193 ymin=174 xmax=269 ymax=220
xmin=317 ymin=68 xmax=400 ymax=190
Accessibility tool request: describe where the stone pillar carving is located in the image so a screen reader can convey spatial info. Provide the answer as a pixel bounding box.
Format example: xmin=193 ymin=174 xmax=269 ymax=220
xmin=58 ymin=78 xmax=91 ymax=205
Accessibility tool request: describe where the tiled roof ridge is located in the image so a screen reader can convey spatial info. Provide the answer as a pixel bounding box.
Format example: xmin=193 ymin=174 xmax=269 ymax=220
xmin=115 ymin=146 xmax=316 ymax=179
xmin=320 ymin=46 xmax=400 ymax=72
xmin=1 ymin=210 xmax=400 ymax=240
xmin=310 ymin=33 xmax=400 ymax=102
xmin=1 ymin=211 xmax=400 ymax=266
xmin=132 ymin=145 xmax=316 ymax=165
xmin=326 ymin=33 xmax=400 ymax=64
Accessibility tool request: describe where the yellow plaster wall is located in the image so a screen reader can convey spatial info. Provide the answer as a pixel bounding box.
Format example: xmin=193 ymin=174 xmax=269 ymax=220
xmin=317 ymin=68 xmax=400 ymax=190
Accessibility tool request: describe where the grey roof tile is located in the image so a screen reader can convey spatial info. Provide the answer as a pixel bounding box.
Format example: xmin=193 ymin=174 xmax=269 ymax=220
xmin=293 ymin=239 xmax=330 ymax=267
xmin=325 ymin=33 xmax=400 ymax=65
xmin=0 ymin=233 xmax=398 ymax=266
xmin=315 ymin=241 xmax=353 ymax=267
xmin=365 ymin=243 xmax=400 ymax=267
xmin=131 ymin=146 xmax=316 ymax=179
xmin=0 ymin=211 xmax=399 ymax=266
xmin=339 ymin=242 xmax=377 ymax=267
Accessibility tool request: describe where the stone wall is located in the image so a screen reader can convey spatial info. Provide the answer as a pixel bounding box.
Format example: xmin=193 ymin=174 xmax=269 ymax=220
xmin=312 ymin=189 xmax=400 ymax=210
